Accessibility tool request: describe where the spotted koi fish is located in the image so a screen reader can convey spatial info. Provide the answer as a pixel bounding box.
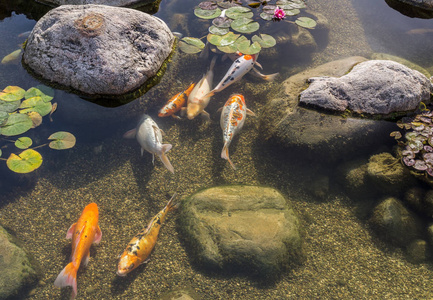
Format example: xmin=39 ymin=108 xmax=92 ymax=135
xmin=158 ymin=82 xmax=195 ymax=119
xmin=205 ymin=53 xmax=278 ymax=99
xmin=220 ymin=94 xmax=255 ymax=170
xmin=117 ymin=194 xmax=178 ymax=276
xmin=54 ymin=203 xmax=102 ymax=300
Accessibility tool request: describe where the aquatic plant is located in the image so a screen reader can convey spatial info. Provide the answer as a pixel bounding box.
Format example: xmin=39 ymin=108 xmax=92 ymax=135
xmin=0 ymin=85 xmax=76 ymax=173
xmin=390 ymin=103 xmax=433 ymax=177
xmin=179 ymin=0 xmax=316 ymax=55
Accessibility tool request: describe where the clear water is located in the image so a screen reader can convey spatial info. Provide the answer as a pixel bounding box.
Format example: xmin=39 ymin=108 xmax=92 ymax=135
xmin=1 ymin=0 xmax=433 ymax=299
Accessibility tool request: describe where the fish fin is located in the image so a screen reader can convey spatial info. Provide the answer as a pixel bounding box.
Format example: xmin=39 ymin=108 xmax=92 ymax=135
xmin=141 ymin=148 xmax=145 ymax=157
xmin=152 ymin=153 xmax=155 ymax=165
xmin=94 ymin=225 xmax=102 ymax=244
xmin=165 ymin=193 xmax=179 ymax=211
xmin=54 ymin=262 xmax=78 ymax=300
xmin=262 ymin=72 xmax=279 ymax=82
xmin=171 ymin=114 xmax=182 ymax=120
xmin=123 ymin=129 xmax=136 ymax=139
xmin=82 ymin=251 xmax=90 ymax=267
xmin=254 ymin=61 xmax=263 ymax=70
xmin=142 ymin=257 xmax=151 ymax=265
xmin=246 ymin=108 xmax=256 ymax=117
xmin=151 ymin=125 xmax=161 ymax=143
xmin=66 ymin=223 xmax=76 ymax=239
xmin=203 ymin=90 xmax=215 ymax=99
xmin=217 ymin=107 xmax=223 ymax=113
xmin=221 ymin=144 xmax=236 ymax=170
xmin=200 ymin=111 xmax=211 ymax=122
xmin=209 ymin=56 xmax=217 ymax=72
xmin=159 ymin=129 xmax=166 ymax=136
xmin=159 ymin=144 xmax=174 ymax=174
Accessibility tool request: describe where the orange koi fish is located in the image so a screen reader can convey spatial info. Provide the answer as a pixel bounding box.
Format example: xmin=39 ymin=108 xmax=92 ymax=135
xmin=117 ymin=194 xmax=178 ymax=276
xmin=220 ymin=94 xmax=255 ymax=170
xmin=158 ymin=83 xmax=195 ymax=119
xmin=54 ymin=203 xmax=102 ymax=300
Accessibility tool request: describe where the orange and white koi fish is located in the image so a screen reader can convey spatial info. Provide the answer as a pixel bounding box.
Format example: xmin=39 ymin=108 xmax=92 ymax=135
xmin=117 ymin=194 xmax=178 ymax=276
xmin=54 ymin=203 xmax=102 ymax=300
xmin=220 ymin=94 xmax=255 ymax=170
xmin=158 ymin=82 xmax=195 ymax=119
xmin=183 ymin=56 xmax=217 ymax=120
xmin=205 ymin=53 xmax=278 ymax=99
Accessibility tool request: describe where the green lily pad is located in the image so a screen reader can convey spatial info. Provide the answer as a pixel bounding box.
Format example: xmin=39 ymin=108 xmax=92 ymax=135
xmin=217 ymin=1 xmax=239 ymax=9
xmin=231 ymin=17 xmax=260 ymax=34
xmin=0 ymin=86 xmax=25 ymax=102
xmin=1 ymin=113 xmax=32 ymax=136
xmin=19 ymin=96 xmax=52 ymax=117
xmin=25 ymin=87 xmax=54 ymax=102
xmin=7 ymin=149 xmax=42 ymax=173
xmin=237 ymin=40 xmax=261 ymax=55
xmin=260 ymin=12 xmax=273 ymax=21
xmin=217 ymin=43 xmax=238 ymax=53
xmin=207 ymin=33 xmax=223 ymax=46
xmin=226 ymin=6 xmax=253 ymax=19
xmin=48 ymin=131 xmax=76 ymax=150
xmin=213 ymin=16 xmax=232 ymax=28
xmin=209 ymin=25 xmax=229 ymax=35
xmin=276 ymin=0 xmax=306 ymax=8
xmin=0 ymin=111 xmax=8 ymax=124
xmin=233 ymin=35 xmax=248 ymax=49
xmin=295 ymin=17 xmax=317 ymax=29
xmin=252 ymin=34 xmax=276 ymax=48
xmin=207 ymin=32 xmax=239 ymax=46
xmin=15 ymin=137 xmax=32 ymax=149
xmin=0 ymin=149 xmax=2 ymax=157
xmin=179 ymin=37 xmax=206 ymax=54
xmin=284 ymin=8 xmax=300 ymax=16
xmin=194 ymin=7 xmax=221 ymax=19
xmin=0 ymin=99 xmax=20 ymax=113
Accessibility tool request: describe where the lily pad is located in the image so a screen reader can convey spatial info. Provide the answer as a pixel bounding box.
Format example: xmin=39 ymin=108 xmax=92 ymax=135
xmin=1 ymin=113 xmax=32 ymax=136
xmin=276 ymin=0 xmax=306 ymax=9
xmin=217 ymin=43 xmax=238 ymax=53
xmin=208 ymin=32 xmax=239 ymax=46
xmin=260 ymin=12 xmax=274 ymax=21
xmin=252 ymin=34 xmax=276 ymax=48
xmin=0 ymin=149 xmax=2 ymax=157
xmin=28 ymin=111 xmax=42 ymax=128
xmin=217 ymin=1 xmax=240 ymax=9
xmin=0 ymin=86 xmax=25 ymax=102
xmin=284 ymin=8 xmax=300 ymax=16
xmin=390 ymin=131 xmax=402 ymax=139
xmin=0 ymin=99 xmax=20 ymax=113
xmin=199 ymin=1 xmax=218 ymax=10
xmin=295 ymin=17 xmax=317 ymax=29
xmin=194 ymin=7 xmax=221 ymax=19
xmin=248 ymin=2 xmax=261 ymax=8
xmin=226 ymin=6 xmax=253 ymax=19
xmin=0 ymin=111 xmax=8 ymax=124
xmin=48 ymin=131 xmax=76 ymax=150
xmin=19 ymin=96 xmax=52 ymax=117
xmin=213 ymin=16 xmax=232 ymax=28
xmin=231 ymin=17 xmax=260 ymax=34
xmin=179 ymin=37 xmax=206 ymax=54
xmin=25 ymin=87 xmax=54 ymax=102
xmin=15 ymin=137 xmax=32 ymax=149
xmin=237 ymin=40 xmax=261 ymax=55
xmin=209 ymin=25 xmax=229 ymax=35
xmin=6 ymin=149 xmax=43 ymax=173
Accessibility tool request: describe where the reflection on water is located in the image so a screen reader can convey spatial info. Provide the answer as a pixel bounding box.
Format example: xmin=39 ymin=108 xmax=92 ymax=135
xmin=1 ymin=0 xmax=433 ymax=299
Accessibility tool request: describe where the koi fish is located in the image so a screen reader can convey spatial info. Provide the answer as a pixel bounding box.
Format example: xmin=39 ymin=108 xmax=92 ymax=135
xmin=158 ymin=82 xmax=195 ymax=119
xmin=219 ymin=94 xmax=255 ymax=170
xmin=54 ymin=203 xmax=102 ymax=300
xmin=123 ymin=114 xmax=174 ymax=174
xmin=1 ymin=49 xmax=22 ymax=65
xmin=183 ymin=56 xmax=217 ymax=120
xmin=117 ymin=193 xmax=178 ymax=276
xmin=204 ymin=53 xmax=278 ymax=98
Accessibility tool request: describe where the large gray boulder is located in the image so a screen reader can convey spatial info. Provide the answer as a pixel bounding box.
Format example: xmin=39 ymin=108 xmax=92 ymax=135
xmin=178 ymin=185 xmax=303 ymax=279
xmin=299 ymin=60 xmax=432 ymax=116
xmin=0 ymin=226 xmax=40 ymax=299
xmin=23 ymin=5 xmax=174 ymax=103
xmin=36 ymin=0 xmax=159 ymax=8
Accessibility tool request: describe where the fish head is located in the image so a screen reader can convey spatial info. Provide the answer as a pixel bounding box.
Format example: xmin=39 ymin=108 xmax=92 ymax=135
xmin=186 ymin=102 xmax=201 ymax=120
xmin=117 ymin=253 xmax=139 ymax=277
xmin=82 ymin=203 xmax=99 ymax=219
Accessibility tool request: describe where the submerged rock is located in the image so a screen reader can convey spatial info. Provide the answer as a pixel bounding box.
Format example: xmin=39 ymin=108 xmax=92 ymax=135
xmin=0 ymin=226 xmax=40 ymax=299
xmin=261 ymin=56 xmax=397 ymax=162
xmin=299 ymin=60 xmax=432 ymax=116
xmin=178 ymin=185 xmax=303 ymax=279
xmin=23 ymin=5 xmax=175 ymax=106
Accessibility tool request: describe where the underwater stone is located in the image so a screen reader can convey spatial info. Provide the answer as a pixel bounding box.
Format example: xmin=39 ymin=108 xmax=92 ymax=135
xmin=178 ymin=185 xmax=303 ymax=279
xmin=0 ymin=226 xmax=40 ymax=299
xmin=299 ymin=60 xmax=432 ymax=116
xmin=406 ymin=239 xmax=429 ymax=263
xmin=370 ymin=197 xmax=423 ymax=248
xmin=23 ymin=5 xmax=174 ymax=101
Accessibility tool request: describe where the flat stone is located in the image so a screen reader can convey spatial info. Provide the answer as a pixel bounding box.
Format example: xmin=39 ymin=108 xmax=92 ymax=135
xmin=23 ymin=5 xmax=174 ymax=102
xmin=178 ymin=185 xmax=303 ymax=279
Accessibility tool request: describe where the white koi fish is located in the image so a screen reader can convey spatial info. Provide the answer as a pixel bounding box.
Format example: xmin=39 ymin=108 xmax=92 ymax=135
xmin=123 ymin=114 xmax=174 ymax=174
xmin=219 ymin=94 xmax=255 ymax=170
xmin=183 ymin=56 xmax=217 ymax=120
xmin=204 ymin=53 xmax=278 ymax=99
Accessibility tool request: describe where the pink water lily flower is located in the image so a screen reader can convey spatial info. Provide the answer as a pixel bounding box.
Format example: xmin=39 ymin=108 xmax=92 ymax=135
xmin=273 ymin=7 xmax=286 ymax=21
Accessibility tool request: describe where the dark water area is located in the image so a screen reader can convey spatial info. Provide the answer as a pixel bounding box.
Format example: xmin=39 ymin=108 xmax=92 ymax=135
xmin=1 ymin=0 xmax=433 ymax=299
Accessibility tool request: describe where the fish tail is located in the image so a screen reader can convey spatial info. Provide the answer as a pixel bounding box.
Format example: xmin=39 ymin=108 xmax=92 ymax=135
xmin=221 ymin=144 xmax=236 ymax=170
xmin=159 ymin=144 xmax=174 ymax=174
xmin=166 ymin=193 xmax=179 ymax=211
xmin=203 ymin=90 xmax=216 ymax=99
xmin=54 ymin=262 xmax=78 ymax=299
xmin=262 ymin=72 xmax=279 ymax=82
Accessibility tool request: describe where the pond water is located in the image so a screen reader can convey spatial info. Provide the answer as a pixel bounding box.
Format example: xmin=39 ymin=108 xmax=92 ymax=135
xmin=1 ymin=0 xmax=433 ymax=299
